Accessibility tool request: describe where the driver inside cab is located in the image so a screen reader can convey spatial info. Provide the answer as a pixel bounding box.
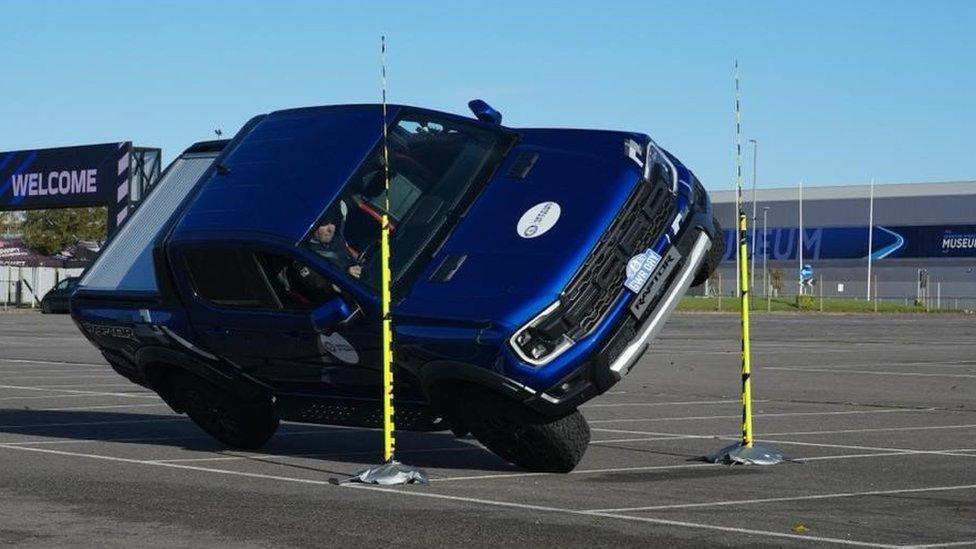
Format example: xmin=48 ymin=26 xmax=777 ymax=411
xmin=308 ymin=216 xmax=362 ymax=279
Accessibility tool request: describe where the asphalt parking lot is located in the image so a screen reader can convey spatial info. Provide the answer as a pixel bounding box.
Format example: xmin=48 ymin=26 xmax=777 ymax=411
xmin=0 ymin=311 xmax=973 ymax=548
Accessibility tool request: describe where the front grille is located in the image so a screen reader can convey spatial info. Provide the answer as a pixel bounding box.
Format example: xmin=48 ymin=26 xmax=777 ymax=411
xmin=561 ymin=177 xmax=675 ymax=340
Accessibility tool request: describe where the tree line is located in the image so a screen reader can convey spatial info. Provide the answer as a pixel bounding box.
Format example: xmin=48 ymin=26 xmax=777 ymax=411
xmin=0 ymin=208 xmax=106 ymax=254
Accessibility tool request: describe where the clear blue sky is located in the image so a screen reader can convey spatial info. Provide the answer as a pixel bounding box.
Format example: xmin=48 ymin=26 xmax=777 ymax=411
xmin=2 ymin=1 xmax=973 ymax=191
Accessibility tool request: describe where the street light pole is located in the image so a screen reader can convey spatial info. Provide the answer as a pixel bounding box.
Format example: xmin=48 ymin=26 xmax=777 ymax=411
xmin=798 ymin=180 xmax=804 ymax=296
xmin=866 ymin=177 xmax=875 ymax=300
xmin=749 ymin=139 xmax=758 ymax=292
xmin=762 ymin=206 xmax=769 ymax=297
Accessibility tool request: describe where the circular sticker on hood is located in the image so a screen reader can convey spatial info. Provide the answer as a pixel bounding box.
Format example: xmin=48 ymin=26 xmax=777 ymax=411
xmin=317 ymin=333 xmax=359 ymax=364
xmin=517 ymin=201 xmax=561 ymax=239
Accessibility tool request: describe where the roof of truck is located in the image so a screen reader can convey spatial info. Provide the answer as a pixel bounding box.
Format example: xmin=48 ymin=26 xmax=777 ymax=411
xmin=169 ymin=105 xmax=402 ymax=245
xmin=166 ymin=103 xmax=637 ymax=246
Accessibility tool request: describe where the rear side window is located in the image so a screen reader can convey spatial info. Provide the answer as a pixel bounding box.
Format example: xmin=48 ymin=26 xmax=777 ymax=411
xmin=183 ymin=249 xmax=277 ymax=308
xmin=79 ymin=154 xmax=217 ymax=292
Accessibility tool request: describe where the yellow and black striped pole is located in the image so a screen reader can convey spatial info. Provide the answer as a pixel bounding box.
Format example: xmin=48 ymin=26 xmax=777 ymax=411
xmin=738 ymin=210 xmax=753 ymax=447
xmin=380 ymin=214 xmax=395 ymax=461
xmin=707 ymin=62 xmax=780 ymax=464
xmin=344 ymin=38 xmax=429 ymax=483
xmin=733 ymin=61 xmax=754 ymax=449
xmin=380 ymin=35 xmax=396 ymax=463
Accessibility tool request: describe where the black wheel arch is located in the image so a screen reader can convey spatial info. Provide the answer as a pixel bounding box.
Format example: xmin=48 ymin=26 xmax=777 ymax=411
xmin=134 ymin=346 xmax=268 ymax=413
xmin=419 ymin=360 xmax=537 ymax=406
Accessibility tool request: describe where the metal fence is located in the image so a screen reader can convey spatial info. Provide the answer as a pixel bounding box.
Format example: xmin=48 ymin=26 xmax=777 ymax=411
xmin=1 ymin=266 xmax=84 ymax=309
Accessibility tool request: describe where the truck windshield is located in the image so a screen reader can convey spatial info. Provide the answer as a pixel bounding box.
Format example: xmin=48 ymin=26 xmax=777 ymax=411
xmin=306 ymin=111 xmax=512 ymax=292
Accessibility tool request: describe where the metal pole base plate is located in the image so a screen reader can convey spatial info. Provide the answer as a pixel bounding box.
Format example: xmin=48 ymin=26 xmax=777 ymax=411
xmin=707 ymin=441 xmax=784 ymax=465
xmin=346 ymin=461 xmax=429 ymax=485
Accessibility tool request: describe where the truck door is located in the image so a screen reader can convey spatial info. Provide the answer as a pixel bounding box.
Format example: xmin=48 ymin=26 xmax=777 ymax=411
xmin=175 ymin=245 xmax=381 ymax=397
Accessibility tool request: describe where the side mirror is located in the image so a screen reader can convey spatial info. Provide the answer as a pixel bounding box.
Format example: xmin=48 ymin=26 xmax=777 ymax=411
xmin=468 ymin=99 xmax=502 ymax=125
xmin=311 ymin=296 xmax=358 ymax=334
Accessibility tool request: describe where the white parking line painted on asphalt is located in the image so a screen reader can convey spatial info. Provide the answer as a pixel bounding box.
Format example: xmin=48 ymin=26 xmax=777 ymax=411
xmin=582 ymin=483 xmax=976 ymax=513
xmin=0 ymin=384 xmax=157 ymax=398
xmin=0 ymin=374 xmax=119 ymax=380
xmin=592 ymin=426 xmax=726 ymax=437
xmin=0 ymin=393 xmax=137 ymax=403
xmin=589 ymin=427 xmax=976 ymax=458
xmin=0 ymin=429 xmax=341 ymax=446
xmin=0 ymin=336 xmax=86 ymax=342
xmin=760 ymin=423 xmax=976 ymax=437
xmin=434 ymin=463 xmax=712 ymax=482
xmin=908 ymin=540 xmax=976 ymax=548
xmin=0 ymin=358 xmax=107 ymax=367
xmin=149 ymin=444 xmax=486 ymax=464
xmin=0 ymin=443 xmax=907 ymax=548
xmin=587 ymin=407 xmax=934 ymax=424
xmin=0 ymin=364 xmax=108 ymax=376
xmin=583 ymin=399 xmax=759 ymax=408
xmin=429 ymin=449 xmax=971 ymax=483
xmin=765 ymin=366 xmax=976 ymax=379
xmin=771 ymin=360 xmax=976 ymax=371
xmin=22 ymin=383 xmax=146 ymax=389
xmin=30 ymin=402 xmax=171 ymax=412
xmin=0 ymin=418 xmax=186 ymax=430
xmin=758 ymin=438 xmax=976 ymax=458
xmin=651 ymin=347 xmax=851 ymax=356
xmin=799 ymin=450 xmax=976 ymax=461
xmin=590 ymin=423 xmax=976 ymax=444
xmin=590 ymin=435 xmax=694 ymax=444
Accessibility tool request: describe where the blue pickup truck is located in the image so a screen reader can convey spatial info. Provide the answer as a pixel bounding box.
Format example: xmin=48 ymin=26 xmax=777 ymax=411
xmin=70 ymin=102 xmax=721 ymax=472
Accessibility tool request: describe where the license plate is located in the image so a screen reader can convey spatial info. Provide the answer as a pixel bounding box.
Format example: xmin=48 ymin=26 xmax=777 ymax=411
xmin=624 ymin=249 xmax=663 ymax=293
xmin=628 ymin=247 xmax=682 ymax=318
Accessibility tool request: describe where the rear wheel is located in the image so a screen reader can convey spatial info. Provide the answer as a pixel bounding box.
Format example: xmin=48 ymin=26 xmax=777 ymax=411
xmin=173 ymin=372 xmax=279 ymax=449
xmin=692 ymin=217 xmax=725 ymax=287
xmin=450 ymin=387 xmax=590 ymax=473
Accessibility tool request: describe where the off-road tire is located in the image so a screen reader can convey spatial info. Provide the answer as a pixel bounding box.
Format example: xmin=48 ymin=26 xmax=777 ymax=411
xmin=173 ymin=371 xmax=279 ymax=449
xmin=692 ymin=217 xmax=724 ymax=287
xmin=457 ymin=388 xmax=590 ymax=473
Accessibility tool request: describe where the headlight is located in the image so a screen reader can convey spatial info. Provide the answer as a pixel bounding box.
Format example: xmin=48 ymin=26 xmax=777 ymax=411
xmin=645 ymin=141 xmax=678 ymax=194
xmin=509 ymin=301 xmax=575 ymax=366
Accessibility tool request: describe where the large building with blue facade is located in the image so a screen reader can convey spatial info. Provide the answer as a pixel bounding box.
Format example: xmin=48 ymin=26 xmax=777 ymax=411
xmin=706 ymin=180 xmax=976 ymax=307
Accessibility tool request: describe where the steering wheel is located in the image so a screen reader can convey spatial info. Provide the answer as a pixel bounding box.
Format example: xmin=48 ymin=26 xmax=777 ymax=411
xmin=357 ymin=240 xmax=379 ymax=268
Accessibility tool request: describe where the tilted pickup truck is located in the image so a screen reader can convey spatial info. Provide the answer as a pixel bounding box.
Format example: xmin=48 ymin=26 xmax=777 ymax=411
xmin=70 ymin=102 xmax=722 ymax=472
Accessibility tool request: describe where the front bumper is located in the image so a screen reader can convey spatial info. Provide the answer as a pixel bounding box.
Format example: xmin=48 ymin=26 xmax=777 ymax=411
xmin=522 ymin=219 xmax=713 ymax=418
xmin=607 ymin=229 xmax=711 ymax=379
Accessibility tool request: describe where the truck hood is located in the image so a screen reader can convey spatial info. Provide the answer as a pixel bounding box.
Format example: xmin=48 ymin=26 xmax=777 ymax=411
xmin=398 ymin=129 xmax=646 ymax=331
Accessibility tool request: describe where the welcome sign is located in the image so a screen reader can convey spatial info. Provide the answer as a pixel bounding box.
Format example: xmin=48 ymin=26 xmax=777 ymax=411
xmin=0 ymin=142 xmax=132 ymax=230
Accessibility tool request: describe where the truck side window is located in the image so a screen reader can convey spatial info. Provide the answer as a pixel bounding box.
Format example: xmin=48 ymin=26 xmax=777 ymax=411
xmin=183 ymin=249 xmax=277 ymax=309
xmin=255 ymin=252 xmax=338 ymax=310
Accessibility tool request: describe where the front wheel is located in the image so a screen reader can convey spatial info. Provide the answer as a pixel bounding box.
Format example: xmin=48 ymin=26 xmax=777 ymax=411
xmin=455 ymin=388 xmax=590 ymax=473
xmin=173 ymin=372 xmax=279 ymax=449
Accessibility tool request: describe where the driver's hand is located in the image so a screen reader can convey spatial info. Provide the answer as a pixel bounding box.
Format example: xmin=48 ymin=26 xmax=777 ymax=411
xmin=348 ymin=265 xmax=362 ymax=278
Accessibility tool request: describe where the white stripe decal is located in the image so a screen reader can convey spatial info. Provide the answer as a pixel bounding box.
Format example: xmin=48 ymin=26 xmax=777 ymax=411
xmin=117 ymin=153 xmax=129 ymax=176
